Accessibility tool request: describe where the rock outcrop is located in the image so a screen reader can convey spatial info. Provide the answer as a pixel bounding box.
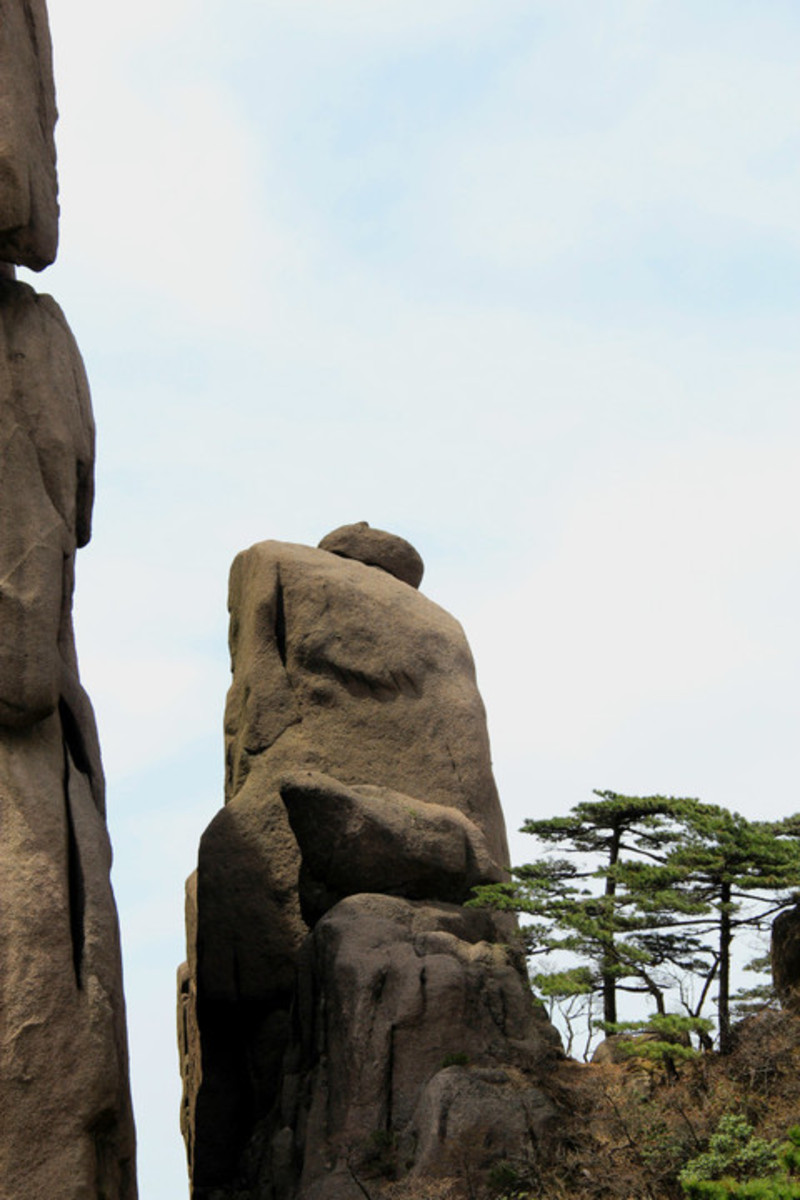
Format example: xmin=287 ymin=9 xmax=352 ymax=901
xmin=0 ymin=0 xmax=59 ymax=270
xmin=772 ymin=905 xmax=800 ymax=1011
xmin=0 ymin=5 xmax=137 ymax=1196
xmin=180 ymin=525 xmax=561 ymax=1199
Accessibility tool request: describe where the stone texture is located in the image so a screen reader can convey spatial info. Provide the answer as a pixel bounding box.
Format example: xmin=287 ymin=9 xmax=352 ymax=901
xmin=0 ymin=279 xmax=137 ymax=1197
xmin=318 ymin=521 xmax=424 ymax=588
xmin=281 ymin=896 xmax=560 ymax=1200
xmin=180 ymin=530 xmax=559 ymax=1199
xmin=178 ymin=874 xmax=202 ymax=1175
xmin=196 ymin=532 xmax=509 ymax=1022
xmin=0 ymin=0 xmax=59 ymax=269
xmin=281 ymin=770 xmax=505 ymax=922
xmin=0 ymin=280 xmax=94 ymax=734
xmin=407 ymin=1065 xmax=557 ymax=1183
xmin=772 ymin=905 xmax=800 ymax=1011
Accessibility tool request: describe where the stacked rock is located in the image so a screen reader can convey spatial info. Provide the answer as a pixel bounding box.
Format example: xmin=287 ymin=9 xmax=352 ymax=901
xmin=179 ymin=523 xmax=561 ymax=1200
xmin=0 ymin=4 xmax=137 ymax=1196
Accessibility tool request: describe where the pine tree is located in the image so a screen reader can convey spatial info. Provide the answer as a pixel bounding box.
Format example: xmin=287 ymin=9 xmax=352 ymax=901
xmin=623 ymin=804 xmax=800 ymax=1052
xmin=472 ymin=791 xmax=800 ymax=1054
xmin=472 ymin=791 xmax=708 ymax=1028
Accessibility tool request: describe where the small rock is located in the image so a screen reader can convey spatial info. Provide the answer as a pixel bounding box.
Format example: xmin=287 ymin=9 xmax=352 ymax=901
xmin=318 ymin=522 xmax=424 ymax=588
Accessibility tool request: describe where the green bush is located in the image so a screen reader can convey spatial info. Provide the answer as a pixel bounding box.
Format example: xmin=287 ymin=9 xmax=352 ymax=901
xmin=360 ymin=1129 xmax=398 ymax=1179
xmin=681 ymin=1181 xmax=800 ymax=1198
xmin=440 ymin=1051 xmax=470 ymax=1068
xmin=679 ymin=1116 xmax=800 ymax=1199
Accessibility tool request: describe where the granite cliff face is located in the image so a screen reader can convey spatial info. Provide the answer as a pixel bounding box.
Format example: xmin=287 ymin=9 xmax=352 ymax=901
xmin=179 ymin=524 xmax=561 ymax=1200
xmin=0 ymin=4 xmax=137 ymax=1196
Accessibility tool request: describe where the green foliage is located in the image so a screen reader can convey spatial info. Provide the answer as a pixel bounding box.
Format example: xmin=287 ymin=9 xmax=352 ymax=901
xmin=440 ymin=1051 xmax=470 ymax=1068
xmin=359 ymin=1129 xmax=398 ymax=1179
xmin=680 ymin=1114 xmax=781 ymax=1182
xmin=622 ymin=806 xmax=800 ymax=1052
xmin=678 ymin=1116 xmax=800 ymax=1198
xmin=533 ymin=965 xmax=596 ymax=997
xmin=782 ymin=1128 xmax=800 ymax=1175
xmin=472 ymin=789 xmax=800 ymax=1055
xmin=602 ymin=1013 xmax=712 ymax=1074
xmin=472 ymin=791 xmax=710 ymax=1033
xmin=488 ymin=1160 xmax=525 ymax=1191
xmin=682 ymin=1181 xmax=800 ymax=1198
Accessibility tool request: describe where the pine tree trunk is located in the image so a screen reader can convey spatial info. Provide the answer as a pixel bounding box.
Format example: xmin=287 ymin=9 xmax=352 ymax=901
xmin=602 ymin=826 xmax=622 ymax=1027
xmin=718 ymin=880 xmax=733 ymax=1054
xmin=602 ymin=968 xmax=617 ymax=1027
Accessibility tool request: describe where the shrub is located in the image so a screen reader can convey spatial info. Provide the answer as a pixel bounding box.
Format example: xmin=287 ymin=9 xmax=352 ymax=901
xmin=359 ymin=1129 xmax=399 ymax=1179
xmin=679 ymin=1115 xmax=800 ymax=1199
xmin=440 ymin=1051 xmax=470 ymax=1068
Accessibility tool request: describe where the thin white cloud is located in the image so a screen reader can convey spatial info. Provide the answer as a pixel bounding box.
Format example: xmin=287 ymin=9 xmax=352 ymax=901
xmin=470 ymin=439 xmax=800 ymax=757
xmin=232 ymin=0 xmax=531 ymax=45
xmin=418 ymin=19 xmax=800 ymax=268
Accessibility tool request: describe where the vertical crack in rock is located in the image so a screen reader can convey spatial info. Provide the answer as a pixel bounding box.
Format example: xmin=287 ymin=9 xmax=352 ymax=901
xmin=62 ymin=732 xmax=85 ymax=989
xmin=59 ymin=694 xmax=92 ymax=775
xmin=23 ymin=1 xmax=42 ymax=63
xmin=444 ymin=740 xmax=465 ymax=791
xmin=386 ymin=1023 xmax=396 ymax=1133
xmin=275 ymin=572 xmax=287 ymax=668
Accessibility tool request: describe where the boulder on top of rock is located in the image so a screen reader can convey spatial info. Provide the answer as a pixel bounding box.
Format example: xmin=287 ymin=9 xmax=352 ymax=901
xmin=0 ymin=0 xmax=59 ymax=269
xmin=318 ymin=521 xmax=424 ymax=588
xmin=281 ymin=770 xmax=504 ymax=922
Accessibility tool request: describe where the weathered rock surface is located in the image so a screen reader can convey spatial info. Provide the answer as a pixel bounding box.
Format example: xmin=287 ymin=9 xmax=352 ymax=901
xmin=0 ymin=279 xmax=136 ymax=1197
xmin=772 ymin=905 xmax=800 ymax=1011
xmin=0 ymin=280 xmax=94 ymax=731
xmin=407 ymin=1065 xmax=557 ymax=1183
xmin=180 ymin=530 xmax=559 ymax=1199
xmin=281 ymin=896 xmax=560 ymax=1200
xmin=0 ymin=0 xmax=59 ymax=269
xmin=281 ymin=770 xmax=505 ymax=922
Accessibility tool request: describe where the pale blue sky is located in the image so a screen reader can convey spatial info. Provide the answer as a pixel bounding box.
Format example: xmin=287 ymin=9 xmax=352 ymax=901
xmin=32 ymin=2 xmax=800 ymax=1194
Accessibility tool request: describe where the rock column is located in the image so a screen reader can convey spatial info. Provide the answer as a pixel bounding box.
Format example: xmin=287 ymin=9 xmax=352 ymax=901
xmin=0 ymin=4 xmax=137 ymax=1197
xmin=180 ymin=524 xmax=560 ymax=1200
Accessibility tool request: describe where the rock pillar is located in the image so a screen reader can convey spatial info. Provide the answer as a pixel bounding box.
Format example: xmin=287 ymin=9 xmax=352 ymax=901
xmin=180 ymin=524 xmax=560 ymax=1199
xmin=0 ymin=4 xmax=137 ymax=1197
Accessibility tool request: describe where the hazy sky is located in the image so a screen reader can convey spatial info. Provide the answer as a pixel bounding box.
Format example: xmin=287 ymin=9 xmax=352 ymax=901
xmin=31 ymin=2 xmax=800 ymax=1195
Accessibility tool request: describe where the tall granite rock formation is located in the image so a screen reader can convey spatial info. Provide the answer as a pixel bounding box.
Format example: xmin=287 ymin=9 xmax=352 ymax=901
xmin=179 ymin=524 xmax=561 ymax=1200
xmin=0 ymin=4 xmax=137 ymax=1196
xmin=0 ymin=0 xmax=60 ymax=269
